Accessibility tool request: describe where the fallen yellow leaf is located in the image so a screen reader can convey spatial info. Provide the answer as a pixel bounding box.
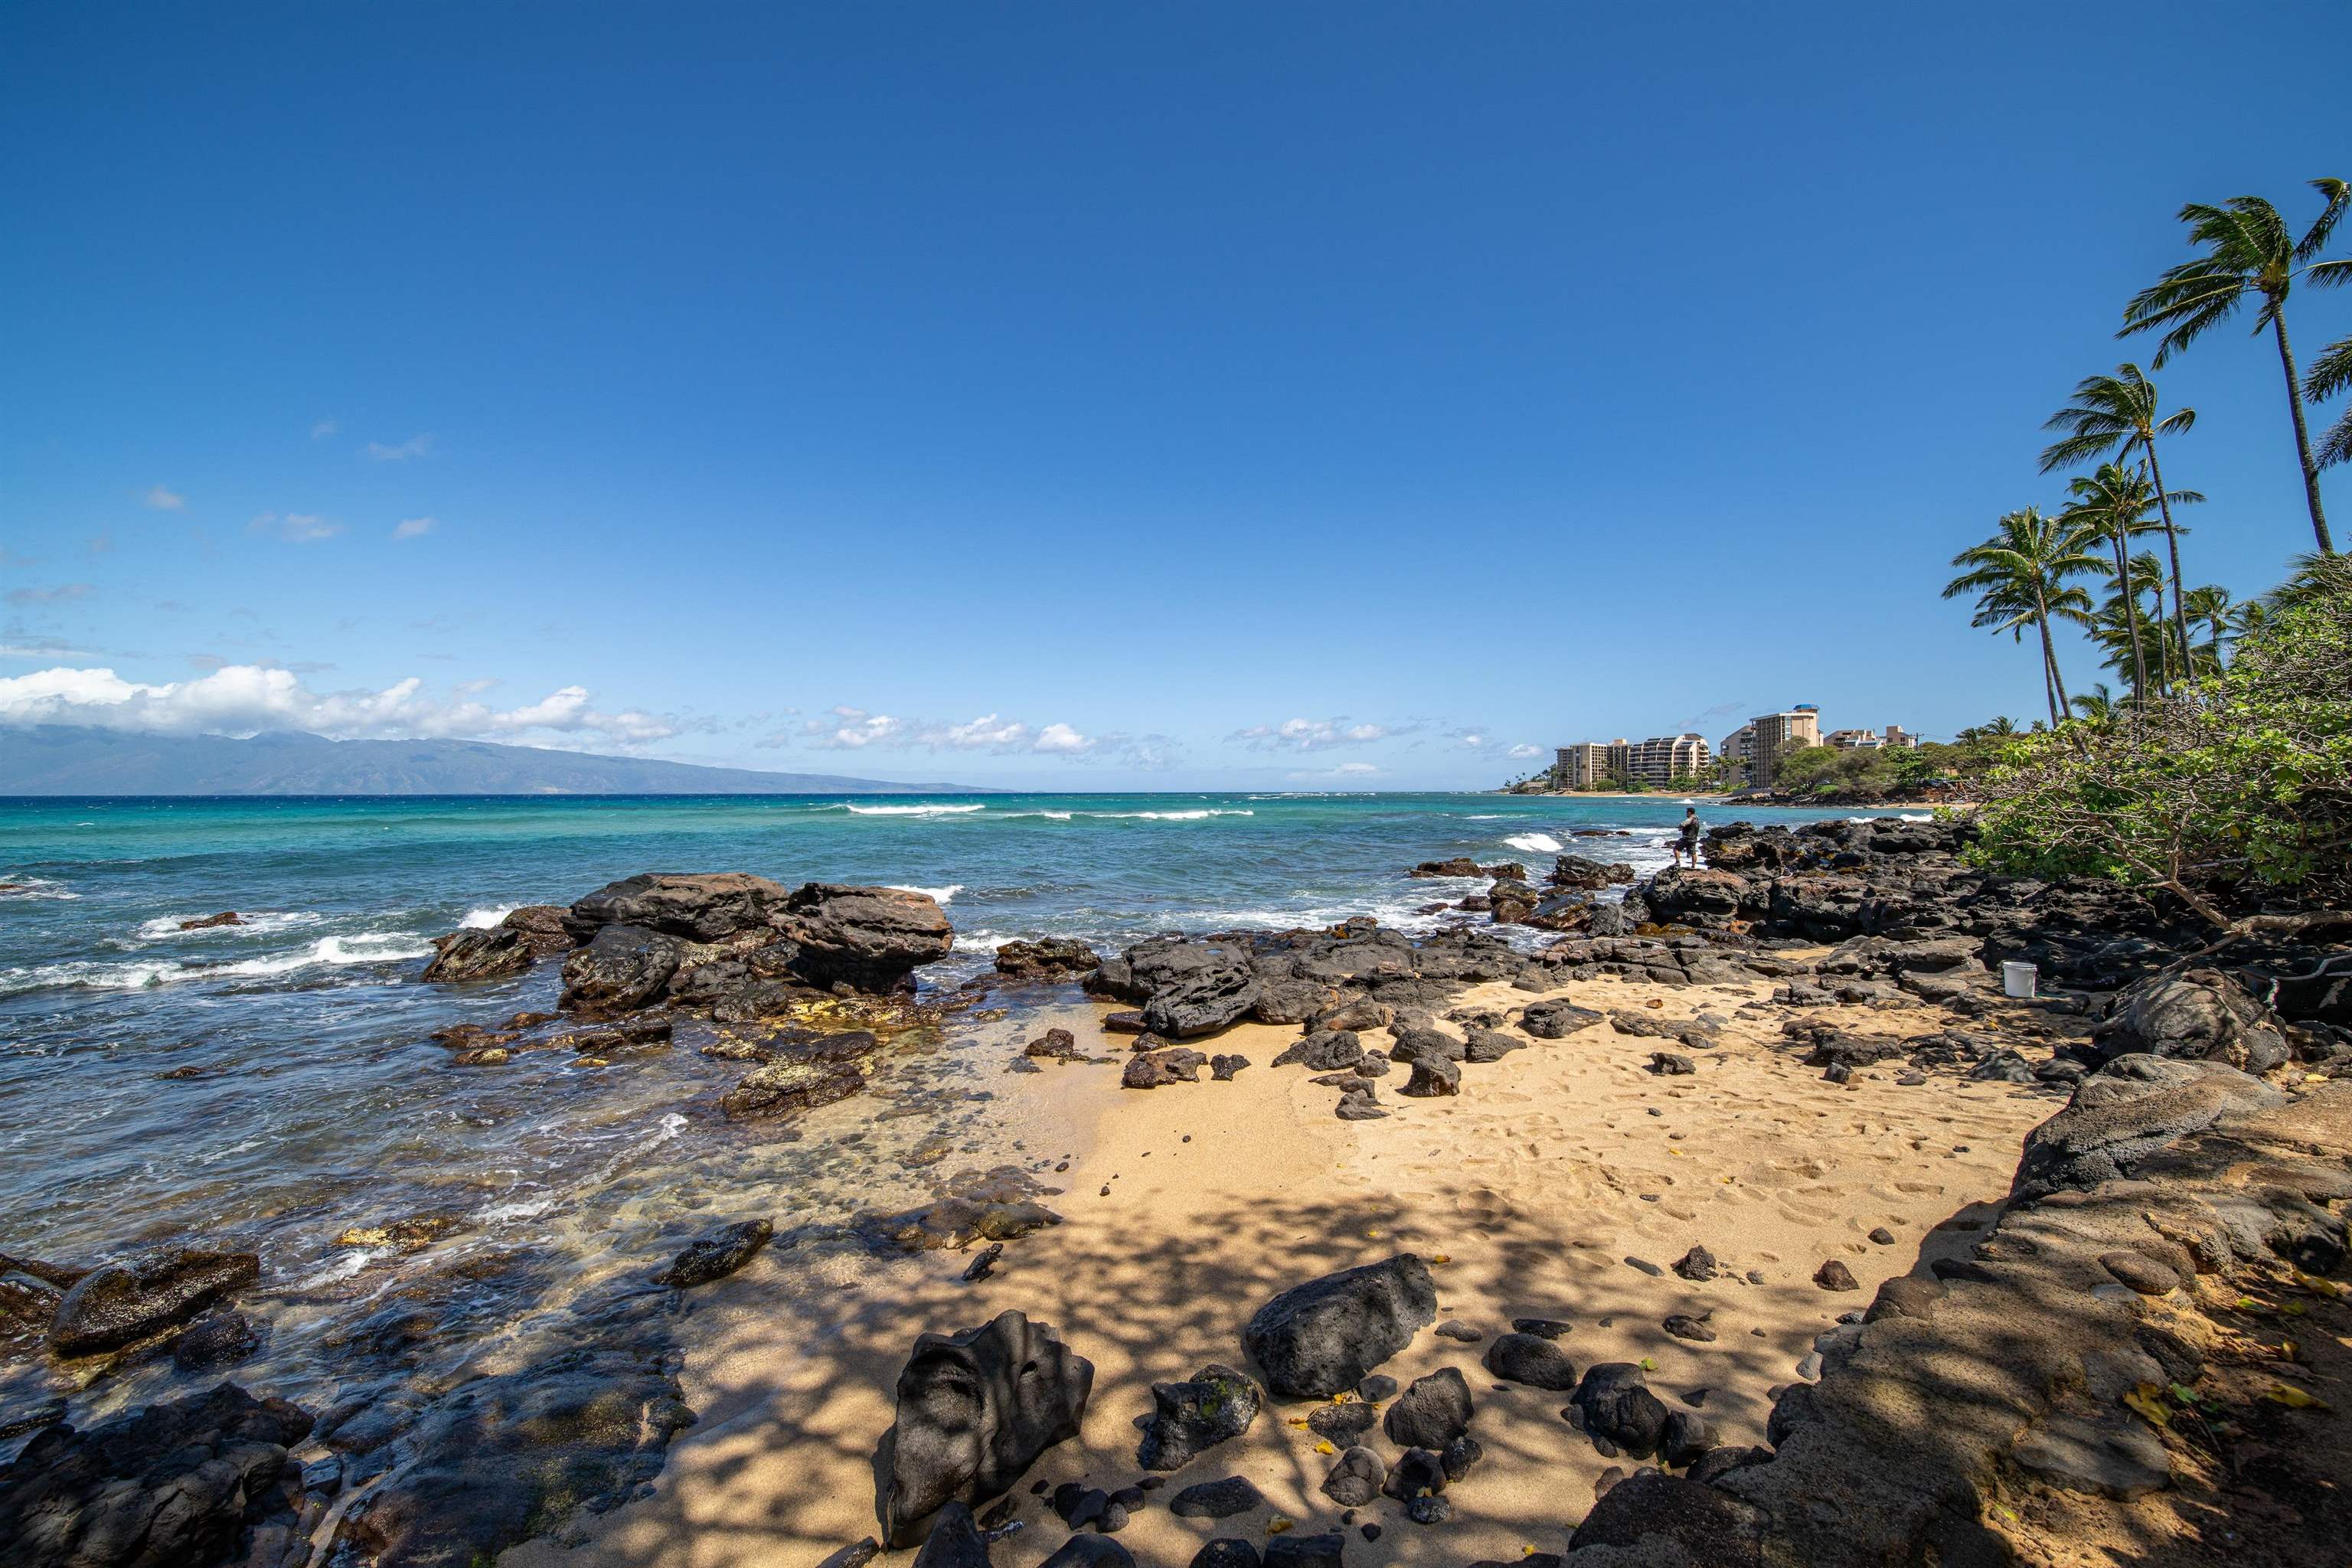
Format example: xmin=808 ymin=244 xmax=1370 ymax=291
xmin=2122 ymin=1384 xmax=2171 ymax=1427
xmin=1285 ymin=1417 xmax=1309 ymax=1428
xmin=1314 ymin=1440 xmax=1334 ymax=1454
xmin=1268 ymin=1517 xmax=1295 ymax=1535
xmin=2262 ymin=1383 xmax=2333 ymax=1412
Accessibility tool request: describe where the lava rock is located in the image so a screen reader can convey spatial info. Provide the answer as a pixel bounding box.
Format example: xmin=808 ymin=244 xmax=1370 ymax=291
xmin=0 ymin=1383 xmax=314 ymax=1568
xmin=1169 ymin=1475 xmax=1263 ymax=1520
xmin=1137 ymin=1364 xmax=1262 ymax=1471
xmin=654 ymin=1219 xmax=774 ymax=1287
xmin=1482 ymin=1332 xmax=1578 ymax=1390
xmin=1191 ymin=1541 xmax=1262 ymax=1568
xmin=911 ymin=1502 xmax=993 ymax=1568
xmin=1813 ymin=1259 xmax=1860 ymax=1292
xmin=1320 ymin=1446 xmax=1387 ymax=1507
xmin=1520 ymin=999 xmax=1605 ymax=1039
xmin=170 ymin=1310 xmax=262 ymax=1370
xmin=1383 ymin=1367 xmax=1475 ymax=1449
xmin=49 ymin=1247 xmax=260 ymax=1357
xmin=878 ymin=1311 xmax=1094 ymax=1547
xmin=558 ymin=923 xmax=684 ymax=1014
xmin=1568 ymin=1364 xmax=1668 ymax=1459
xmin=1241 ymin=1254 xmax=1437 ymax=1397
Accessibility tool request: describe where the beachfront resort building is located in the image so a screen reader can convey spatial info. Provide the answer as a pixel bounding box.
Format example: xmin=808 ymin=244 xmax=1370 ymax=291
xmin=1732 ymin=706 xmax=1821 ymax=789
xmin=1552 ymin=733 xmax=1710 ymax=789
xmin=1826 ymin=724 xmax=1920 ymax=751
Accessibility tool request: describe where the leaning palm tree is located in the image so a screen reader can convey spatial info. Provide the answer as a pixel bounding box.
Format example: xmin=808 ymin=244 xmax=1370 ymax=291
xmin=1942 ymin=508 xmax=2102 ymax=727
xmin=2058 ymin=463 xmax=2200 ymax=704
xmin=2122 ymin=549 xmax=2179 ymax=691
xmin=2121 ymin=178 xmax=2349 ymax=554
xmin=2307 ymin=330 xmax=2352 ymax=472
xmin=2265 ymin=548 xmax=2352 ymax=610
xmin=2038 ymin=364 xmax=2197 ymax=661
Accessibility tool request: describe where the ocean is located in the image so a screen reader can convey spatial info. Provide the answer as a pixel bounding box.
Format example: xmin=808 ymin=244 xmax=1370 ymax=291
xmin=0 ymin=791 xmax=1870 ymax=1433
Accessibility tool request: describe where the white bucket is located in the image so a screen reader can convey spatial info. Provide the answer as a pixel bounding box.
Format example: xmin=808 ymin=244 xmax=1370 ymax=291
xmin=2001 ymin=961 xmax=2038 ymax=1000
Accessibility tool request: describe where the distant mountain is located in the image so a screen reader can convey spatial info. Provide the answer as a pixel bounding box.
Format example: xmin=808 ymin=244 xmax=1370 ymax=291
xmin=0 ymin=728 xmax=992 ymax=796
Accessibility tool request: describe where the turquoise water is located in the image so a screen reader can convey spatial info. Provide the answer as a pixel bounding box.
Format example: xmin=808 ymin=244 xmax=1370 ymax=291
xmin=0 ymin=791 xmax=1864 ymax=1427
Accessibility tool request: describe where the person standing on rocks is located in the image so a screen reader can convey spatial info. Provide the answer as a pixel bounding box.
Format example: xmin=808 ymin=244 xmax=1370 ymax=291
xmin=1673 ymin=807 xmax=1703 ymax=868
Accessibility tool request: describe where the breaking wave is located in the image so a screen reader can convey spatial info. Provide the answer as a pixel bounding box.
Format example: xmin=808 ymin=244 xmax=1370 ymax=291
xmin=1502 ymin=832 xmax=1563 ymax=854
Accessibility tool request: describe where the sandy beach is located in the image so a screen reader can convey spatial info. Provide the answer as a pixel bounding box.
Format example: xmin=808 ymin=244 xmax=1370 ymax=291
xmin=512 ymin=964 xmax=2060 ymax=1568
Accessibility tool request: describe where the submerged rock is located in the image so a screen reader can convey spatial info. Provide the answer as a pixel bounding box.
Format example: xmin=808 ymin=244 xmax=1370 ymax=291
xmin=877 ymin=1310 xmax=1093 ymax=1547
xmin=654 ymin=1219 xmax=774 ymax=1288
xmin=49 ymin=1246 xmax=260 ymax=1357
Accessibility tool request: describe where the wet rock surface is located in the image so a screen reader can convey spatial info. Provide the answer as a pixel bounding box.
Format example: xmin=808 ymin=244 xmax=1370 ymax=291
xmin=0 ymin=1383 xmax=314 ymax=1568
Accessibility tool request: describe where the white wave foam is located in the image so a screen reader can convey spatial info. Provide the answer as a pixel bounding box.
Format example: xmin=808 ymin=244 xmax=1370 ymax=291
xmin=951 ymin=929 xmax=1006 ymax=953
xmin=479 ymin=1197 xmax=555 ymax=1223
xmin=1 ymin=930 xmax=435 ymax=998
xmin=0 ymin=877 xmax=78 ymax=901
xmin=136 ymin=910 xmax=323 ymax=941
xmin=296 ymin=1248 xmax=383 ymax=1289
xmin=1083 ymin=809 xmax=1253 ymax=821
xmin=459 ymin=905 xmax=517 ymax=929
xmin=844 ymin=803 xmax=985 ymax=817
xmin=1846 ymin=812 xmax=1936 ymax=825
xmin=998 ymin=810 xmax=1074 ymax=820
xmin=886 ymin=884 xmax=963 ymax=905
xmin=1503 ymin=833 xmax=1563 ymax=854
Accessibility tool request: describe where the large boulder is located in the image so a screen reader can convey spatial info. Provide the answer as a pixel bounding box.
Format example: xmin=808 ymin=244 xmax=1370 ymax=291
xmin=1643 ymin=867 xmax=1753 ymax=926
xmin=567 ymin=872 xmax=790 ymax=942
xmin=1566 ymin=1468 xmax=1762 ymax=1564
xmin=1137 ymin=943 xmax=1263 ymax=1038
xmin=2013 ymin=1055 xmax=2286 ymax=1199
xmin=49 ymin=1247 xmax=260 ymax=1357
xmin=0 ymin=1383 xmax=314 ymax=1568
xmin=877 ymin=1311 xmax=1093 ymax=1547
xmin=2089 ymin=969 xmax=2292 ymax=1074
xmin=559 ymin=925 xmax=684 ymax=1014
xmin=776 ymin=884 xmax=955 ymax=991
xmin=1240 ymin=1254 xmax=1436 ymax=1396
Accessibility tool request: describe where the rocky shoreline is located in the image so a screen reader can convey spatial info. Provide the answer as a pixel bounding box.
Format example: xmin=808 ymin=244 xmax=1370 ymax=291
xmin=5 ymin=822 xmax=2347 ymax=1568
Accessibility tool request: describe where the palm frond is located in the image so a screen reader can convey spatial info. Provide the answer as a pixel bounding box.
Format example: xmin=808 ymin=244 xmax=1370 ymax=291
xmin=2296 ymin=177 xmax=2350 ymax=261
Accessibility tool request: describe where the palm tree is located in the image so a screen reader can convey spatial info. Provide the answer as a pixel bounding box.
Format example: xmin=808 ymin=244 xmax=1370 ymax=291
xmin=2307 ymin=330 xmax=2352 ymax=472
xmin=2121 ymin=550 xmax=2178 ymax=691
xmin=2038 ymin=365 xmax=2197 ymax=662
xmin=2178 ymin=583 xmax=2235 ymax=675
xmin=1942 ymin=508 xmax=2102 ymax=727
xmin=2121 ymin=178 xmax=2349 ymax=554
xmin=2058 ymin=463 xmax=2201 ymax=704
xmin=2265 ymin=549 xmax=2352 ymax=610
xmin=2069 ymin=684 xmax=2119 ymax=724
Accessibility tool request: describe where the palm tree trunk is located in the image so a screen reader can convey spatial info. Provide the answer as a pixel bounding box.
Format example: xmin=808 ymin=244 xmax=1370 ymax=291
xmin=2143 ymin=436 xmax=2196 ymax=671
xmin=2150 ymin=580 xmax=2175 ymax=692
xmin=2033 ymin=584 xmax=2069 ymax=727
xmin=2273 ymin=308 xmax=2335 ymax=554
xmin=2111 ymin=529 xmax=2149 ymax=707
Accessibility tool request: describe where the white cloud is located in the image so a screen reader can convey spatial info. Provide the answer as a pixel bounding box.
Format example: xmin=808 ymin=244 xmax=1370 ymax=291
xmin=311 ymin=419 xmax=338 ymax=440
xmin=783 ymin=704 xmax=1155 ymax=763
xmin=1230 ymin=716 xmax=1393 ymax=752
xmin=142 ymin=485 xmax=186 ymax=511
xmin=364 ymin=433 xmax=433 ymax=462
xmin=6 ymin=583 xmax=92 ymax=606
xmin=0 ymin=664 xmax=678 ymax=745
xmin=1508 ymin=743 xmax=1543 ymax=759
xmin=392 ymin=516 xmax=436 ymax=540
xmin=249 ymin=512 xmax=342 ymax=543
xmin=1285 ymin=761 xmax=1385 ymax=782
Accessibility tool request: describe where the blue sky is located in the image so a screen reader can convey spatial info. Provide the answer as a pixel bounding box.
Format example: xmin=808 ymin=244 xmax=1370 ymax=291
xmin=4 ymin=2 xmax=2349 ymax=789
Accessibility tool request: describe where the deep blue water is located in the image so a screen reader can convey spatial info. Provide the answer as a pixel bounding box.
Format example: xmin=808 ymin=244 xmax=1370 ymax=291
xmin=0 ymin=791 xmax=1871 ymax=1426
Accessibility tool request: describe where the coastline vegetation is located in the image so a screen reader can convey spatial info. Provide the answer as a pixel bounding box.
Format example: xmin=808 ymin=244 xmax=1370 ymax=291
xmin=1944 ymin=177 xmax=2352 ymax=926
